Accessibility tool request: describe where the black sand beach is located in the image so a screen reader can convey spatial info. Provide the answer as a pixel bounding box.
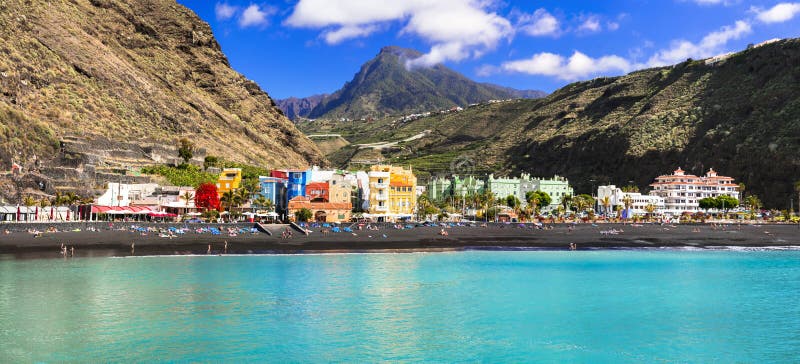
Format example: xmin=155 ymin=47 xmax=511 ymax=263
xmin=1 ymin=222 xmax=799 ymax=259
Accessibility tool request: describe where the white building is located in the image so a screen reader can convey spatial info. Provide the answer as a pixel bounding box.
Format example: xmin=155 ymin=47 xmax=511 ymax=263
xmin=648 ymin=167 xmax=739 ymax=215
xmin=597 ymin=185 xmax=665 ymax=216
xmin=96 ymin=183 xmax=159 ymax=207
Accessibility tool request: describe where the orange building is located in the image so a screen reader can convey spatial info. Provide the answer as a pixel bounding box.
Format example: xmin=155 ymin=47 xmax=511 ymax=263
xmin=288 ymin=196 xmax=352 ymax=222
xmin=305 ymin=182 xmax=330 ymax=202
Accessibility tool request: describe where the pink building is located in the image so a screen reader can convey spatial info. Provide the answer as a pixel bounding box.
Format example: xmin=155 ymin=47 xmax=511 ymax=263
xmin=649 ymin=167 xmax=739 ymax=215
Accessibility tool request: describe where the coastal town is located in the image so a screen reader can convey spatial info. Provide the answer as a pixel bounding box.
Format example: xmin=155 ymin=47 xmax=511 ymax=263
xmin=1 ymin=159 xmax=792 ymax=224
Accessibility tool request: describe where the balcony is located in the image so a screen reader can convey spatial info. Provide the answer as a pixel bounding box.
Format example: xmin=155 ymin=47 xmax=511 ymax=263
xmin=372 ymin=205 xmax=389 ymax=212
xmin=375 ymin=194 xmax=388 ymax=201
xmin=371 ymin=182 xmax=389 ymax=189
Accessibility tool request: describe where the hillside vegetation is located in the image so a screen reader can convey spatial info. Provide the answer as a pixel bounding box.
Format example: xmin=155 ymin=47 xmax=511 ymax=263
xmin=304 ymin=39 xmax=800 ymax=208
xmin=0 ymin=0 xmax=325 ymax=199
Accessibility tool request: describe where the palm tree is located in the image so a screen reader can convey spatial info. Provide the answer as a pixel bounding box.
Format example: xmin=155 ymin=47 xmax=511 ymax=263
xmin=645 ymin=203 xmax=656 ymax=221
xmin=562 ymin=194 xmax=573 ymax=213
xmin=220 ymin=190 xmax=235 ymax=212
xmin=795 ymin=181 xmax=800 ymax=216
xmin=22 ymin=195 xmax=36 ymax=207
xmin=526 ymin=192 xmax=540 ymax=217
xmin=622 ymin=195 xmax=634 ymax=219
xmin=745 ymin=195 xmax=762 ymax=211
xmin=39 ymin=198 xmax=50 ymax=208
xmin=180 ymin=191 xmax=195 ymax=207
xmin=600 ymin=196 xmax=612 ymax=216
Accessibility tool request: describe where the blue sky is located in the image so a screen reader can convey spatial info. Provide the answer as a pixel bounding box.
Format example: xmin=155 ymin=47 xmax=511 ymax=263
xmin=177 ymin=1 xmax=800 ymax=99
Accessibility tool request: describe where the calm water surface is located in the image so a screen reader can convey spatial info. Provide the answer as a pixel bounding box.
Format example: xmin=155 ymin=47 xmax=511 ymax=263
xmin=1 ymin=250 xmax=799 ymax=362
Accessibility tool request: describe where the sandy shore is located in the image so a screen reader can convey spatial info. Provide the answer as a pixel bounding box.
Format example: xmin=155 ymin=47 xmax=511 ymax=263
xmin=1 ymin=222 xmax=799 ymax=259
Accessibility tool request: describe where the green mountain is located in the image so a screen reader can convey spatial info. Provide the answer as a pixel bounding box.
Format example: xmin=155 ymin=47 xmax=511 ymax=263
xmin=302 ymin=39 xmax=800 ymax=209
xmin=0 ymin=0 xmax=325 ymax=201
xmin=280 ymin=46 xmax=545 ymax=120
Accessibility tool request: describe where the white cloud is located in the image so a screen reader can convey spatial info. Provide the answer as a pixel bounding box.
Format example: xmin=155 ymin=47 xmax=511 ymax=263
xmin=487 ymin=19 xmax=751 ymax=82
xmin=753 ymin=2 xmax=800 ymax=23
xmin=607 ymin=21 xmax=620 ymax=31
xmin=500 ymin=51 xmax=632 ymax=80
xmin=577 ymin=15 xmax=602 ymax=33
xmin=517 ymin=8 xmax=560 ymax=36
xmin=647 ymin=20 xmax=750 ymax=66
xmin=215 ymin=2 xmax=238 ymax=21
xmin=286 ymin=0 xmax=512 ymax=66
xmin=239 ymin=4 xmax=273 ymax=28
xmin=323 ymin=25 xmax=379 ymax=45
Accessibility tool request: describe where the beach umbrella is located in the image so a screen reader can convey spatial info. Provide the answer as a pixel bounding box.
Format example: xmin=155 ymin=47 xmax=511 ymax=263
xmin=66 ymin=208 xmax=70 ymax=221
xmin=16 ymin=205 xmax=20 ymax=221
xmin=50 ymin=206 xmax=54 ymax=220
xmin=35 ymin=206 xmax=39 ymax=221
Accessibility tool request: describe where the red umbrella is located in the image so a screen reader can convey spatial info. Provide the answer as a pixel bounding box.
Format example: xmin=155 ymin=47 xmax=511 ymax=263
xmin=35 ymin=206 xmax=39 ymax=221
xmin=16 ymin=205 xmax=21 ymax=221
xmin=49 ymin=206 xmax=54 ymax=220
xmin=66 ymin=208 xmax=70 ymax=221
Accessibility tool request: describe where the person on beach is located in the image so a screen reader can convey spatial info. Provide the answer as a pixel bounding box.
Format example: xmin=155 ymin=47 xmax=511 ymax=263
xmin=70 ymin=246 xmax=74 ymax=257
xmin=207 ymin=244 xmax=211 ymax=254
xmin=224 ymin=241 xmax=228 ymax=254
xmin=131 ymin=242 xmax=135 ymax=255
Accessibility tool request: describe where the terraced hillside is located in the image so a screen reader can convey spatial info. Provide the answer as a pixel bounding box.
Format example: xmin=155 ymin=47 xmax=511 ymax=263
xmin=303 ymin=39 xmax=800 ymax=208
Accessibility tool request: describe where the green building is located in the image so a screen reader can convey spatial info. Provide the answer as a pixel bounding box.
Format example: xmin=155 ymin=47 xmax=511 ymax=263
xmin=426 ymin=177 xmax=451 ymax=202
xmin=452 ymin=175 xmax=485 ymax=197
xmin=486 ymin=174 xmax=520 ymax=204
xmin=520 ymin=175 xmax=573 ymax=211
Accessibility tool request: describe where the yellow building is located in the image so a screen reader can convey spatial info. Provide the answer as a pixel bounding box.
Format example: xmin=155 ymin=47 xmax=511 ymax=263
xmin=328 ymin=173 xmax=352 ymax=204
xmin=216 ymin=168 xmax=242 ymax=196
xmin=368 ymin=165 xmax=416 ymax=221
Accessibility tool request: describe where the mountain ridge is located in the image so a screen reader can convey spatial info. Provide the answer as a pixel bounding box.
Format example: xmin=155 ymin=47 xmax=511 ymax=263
xmin=302 ymin=38 xmax=800 ymax=209
xmin=277 ymin=46 xmax=545 ymax=120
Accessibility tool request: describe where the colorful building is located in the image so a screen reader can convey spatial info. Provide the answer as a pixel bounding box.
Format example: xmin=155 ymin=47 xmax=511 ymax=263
xmin=529 ymin=175 xmax=573 ymax=210
xmin=597 ymin=185 xmax=665 ymax=216
xmin=389 ymin=166 xmax=417 ymax=217
xmin=216 ymin=168 xmax=242 ymax=196
xmin=368 ymin=165 xmax=391 ymax=218
xmin=427 ymin=177 xmax=451 ymax=202
xmin=486 ymin=174 xmax=520 ymax=203
xmin=452 ymin=175 xmax=485 ymax=198
xmin=305 ymin=182 xmax=330 ymax=202
xmin=328 ymin=173 xmax=352 ymax=204
xmin=649 ymin=167 xmax=739 ymax=215
xmin=258 ymin=176 xmax=287 ymax=216
xmin=272 ymin=169 xmax=310 ymax=201
xmin=287 ymin=196 xmax=352 ymax=222
xmin=368 ymin=165 xmax=417 ymax=221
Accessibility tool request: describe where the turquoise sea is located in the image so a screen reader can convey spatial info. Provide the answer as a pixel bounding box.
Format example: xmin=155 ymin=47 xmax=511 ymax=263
xmin=1 ymin=250 xmax=799 ymax=362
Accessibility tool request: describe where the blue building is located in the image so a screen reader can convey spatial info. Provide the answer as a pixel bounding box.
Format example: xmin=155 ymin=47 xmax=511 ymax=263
xmin=258 ymin=176 xmax=288 ymax=216
xmin=271 ymin=169 xmax=310 ymax=202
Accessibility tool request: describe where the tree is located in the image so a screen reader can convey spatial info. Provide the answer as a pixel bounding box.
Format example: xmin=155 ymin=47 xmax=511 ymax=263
xmin=572 ymin=194 xmax=595 ymax=213
xmin=600 ymin=196 xmax=612 ymax=215
xmin=220 ymin=190 xmax=236 ymax=212
xmin=525 ymin=190 xmax=551 ymax=216
xmin=295 ymin=208 xmax=313 ymax=222
xmin=562 ymin=194 xmax=573 ymax=212
xmin=252 ymin=195 xmax=269 ymax=210
xmin=180 ymin=191 xmax=195 ymax=207
xmin=716 ymin=195 xmax=738 ymax=212
xmin=699 ymin=197 xmax=718 ymax=211
xmin=621 ymin=185 xmax=640 ymax=193
xmin=203 ymin=155 xmax=219 ymax=170
xmin=39 ymin=198 xmax=50 ymax=208
xmin=177 ymin=137 xmax=194 ymax=165
xmin=22 ymin=195 xmax=36 ymax=207
xmin=795 ymin=181 xmax=800 ymax=215
xmin=235 ymin=187 xmax=251 ymax=208
xmin=644 ymin=204 xmax=657 ymax=220
xmin=195 ymin=183 xmax=220 ymax=211
xmin=745 ymin=195 xmax=762 ymax=211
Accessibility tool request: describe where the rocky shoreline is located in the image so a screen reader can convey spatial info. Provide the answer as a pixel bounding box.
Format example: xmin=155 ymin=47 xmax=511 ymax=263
xmin=1 ymin=222 xmax=799 ymax=259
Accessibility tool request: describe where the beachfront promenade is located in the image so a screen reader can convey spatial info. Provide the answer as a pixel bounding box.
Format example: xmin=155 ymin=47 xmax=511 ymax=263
xmin=1 ymin=221 xmax=799 ymax=258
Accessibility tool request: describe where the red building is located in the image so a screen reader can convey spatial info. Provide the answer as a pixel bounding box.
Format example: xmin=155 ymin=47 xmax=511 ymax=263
xmin=305 ymin=182 xmax=329 ymax=202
